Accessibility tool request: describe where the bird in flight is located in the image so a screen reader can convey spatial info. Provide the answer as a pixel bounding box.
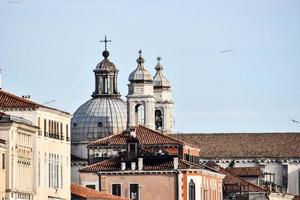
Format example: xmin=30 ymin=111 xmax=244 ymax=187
xmin=291 ymin=119 xmax=299 ymax=123
xmin=220 ymin=49 xmax=234 ymax=53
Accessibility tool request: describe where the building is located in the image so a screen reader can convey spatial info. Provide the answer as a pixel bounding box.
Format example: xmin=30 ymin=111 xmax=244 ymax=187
xmin=206 ymin=162 xmax=268 ymax=200
xmin=79 ymin=126 xmax=224 ymax=200
xmin=0 ymin=90 xmax=71 ymax=200
xmin=172 ymin=133 xmax=300 ymax=195
xmin=0 ymin=112 xmax=38 ymax=200
xmin=0 ymin=137 xmax=6 ymax=200
xmin=71 ymin=184 xmax=129 ymax=200
xmin=71 ymin=40 xmax=174 ymax=183
xmin=77 ymin=50 xmax=225 ymax=200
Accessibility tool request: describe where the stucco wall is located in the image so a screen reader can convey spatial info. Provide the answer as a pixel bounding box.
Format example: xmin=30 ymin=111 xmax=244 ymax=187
xmin=105 ymin=174 xmax=177 ymax=200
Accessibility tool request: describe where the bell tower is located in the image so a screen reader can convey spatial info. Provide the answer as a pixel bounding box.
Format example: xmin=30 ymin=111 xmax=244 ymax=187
xmin=127 ymin=50 xmax=155 ymax=130
xmin=153 ymin=57 xmax=174 ymax=134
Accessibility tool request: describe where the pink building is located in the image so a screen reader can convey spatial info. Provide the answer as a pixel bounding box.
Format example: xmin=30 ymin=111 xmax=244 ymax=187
xmin=79 ymin=126 xmax=224 ymax=200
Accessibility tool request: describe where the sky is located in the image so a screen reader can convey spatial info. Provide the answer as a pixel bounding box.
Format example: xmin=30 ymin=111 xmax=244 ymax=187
xmin=0 ymin=0 xmax=299 ymax=133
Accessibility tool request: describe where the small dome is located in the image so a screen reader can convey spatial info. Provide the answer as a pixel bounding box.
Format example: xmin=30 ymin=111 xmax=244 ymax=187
xmin=129 ymin=53 xmax=153 ymax=83
xmin=153 ymin=60 xmax=171 ymax=88
xmin=71 ymin=97 xmax=127 ymax=142
xmin=95 ymin=58 xmax=117 ymax=72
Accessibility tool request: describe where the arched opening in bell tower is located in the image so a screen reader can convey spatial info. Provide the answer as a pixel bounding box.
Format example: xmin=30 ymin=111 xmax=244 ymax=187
xmin=135 ymin=104 xmax=145 ymax=126
xmin=155 ymin=109 xmax=163 ymax=130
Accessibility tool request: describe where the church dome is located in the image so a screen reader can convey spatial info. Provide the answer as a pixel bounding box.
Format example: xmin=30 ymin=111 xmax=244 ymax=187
xmin=95 ymin=58 xmax=117 ymax=71
xmin=129 ymin=51 xmax=153 ymax=83
xmin=71 ymin=38 xmax=127 ymax=143
xmin=71 ymin=97 xmax=127 ymax=142
xmin=153 ymin=59 xmax=170 ymax=88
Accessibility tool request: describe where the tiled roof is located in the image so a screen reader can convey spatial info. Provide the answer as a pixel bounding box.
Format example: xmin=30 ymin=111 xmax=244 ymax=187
xmin=226 ymin=167 xmax=262 ymax=177
xmin=0 ymin=90 xmax=70 ymax=115
xmin=80 ymin=156 xmax=205 ymax=172
xmin=206 ymin=162 xmax=267 ymax=193
xmin=0 ymin=90 xmax=39 ymax=109
xmin=71 ymin=184 xmax=128 ymax=200
xmin=170 ymin=133 xmax=300 ymax=158
xmin=89 ymin=126 xmax=183 ymax=147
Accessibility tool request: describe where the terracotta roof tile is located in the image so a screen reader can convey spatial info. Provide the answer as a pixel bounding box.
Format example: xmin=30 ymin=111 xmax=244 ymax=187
xmin=206 ymin=162 xmax=267 ymax=193
xmin=0 ymin=90 xmax=70 ymax=115
xmin=171 ymin=133 xmax=300 ymax=158
xmin=80 ymin=156 xmax=206 ymax=173
xmin=226 ymin=167 xmax=262 ymax=177
xmin=89 ymin=126 xmax=183 ymax=147
xmin=71 ymin=184 xmax=129 ymax=200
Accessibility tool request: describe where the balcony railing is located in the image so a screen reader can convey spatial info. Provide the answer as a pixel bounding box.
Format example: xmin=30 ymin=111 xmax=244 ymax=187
xmin=44 ymin=132 xmax=66 ymax=141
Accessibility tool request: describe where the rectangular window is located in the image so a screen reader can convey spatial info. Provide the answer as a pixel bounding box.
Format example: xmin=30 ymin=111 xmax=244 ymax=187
xmin=86 ymin=184 xmax=96 ymax=190
xmin=2 ymin=153 xmax=5 ymax=169
xmin=44 ymin=119 xmax=47 ymax=135
xmin=130 ymin=184 xmax=139 ymax=200
xmin=61 ymin=162 xmax=63 ymax=188
xmin=112 ymin=184 xmax=121 ymax=196
xmin=38 ymin=158 xmax=41 ymax=186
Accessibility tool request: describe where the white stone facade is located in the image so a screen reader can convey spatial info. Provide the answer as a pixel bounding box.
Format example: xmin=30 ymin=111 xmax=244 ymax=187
xmin=4 ymin=108 xmax=71 ymax=200
xmin=0 ymin=118 xmax=38 ymax=200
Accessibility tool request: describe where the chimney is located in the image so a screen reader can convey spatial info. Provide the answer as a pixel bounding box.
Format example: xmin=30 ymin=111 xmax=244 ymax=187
xmin=22 ymin=95 xmax=31 ymax=99
xmin=121 ymin=162 xmax=126 ymax=171
xmin=138 ymin=158 xmax=143 ymax=170
xmin=130 ymin=127 xmax=136 ymax=138
xmin=173 ymin=157 xmax=178 ymax=170
xmin=131 ymin=162 xmax=136 ymax=170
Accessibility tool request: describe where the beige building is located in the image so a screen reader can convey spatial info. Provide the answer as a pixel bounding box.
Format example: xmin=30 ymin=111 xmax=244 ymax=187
xmin=0 ymin=90 xmax=71 ymax=200
xmin=0 ymin=137 xmax=6 ymax=200
xmin=0 ymin=113 xmax=38 ymax=200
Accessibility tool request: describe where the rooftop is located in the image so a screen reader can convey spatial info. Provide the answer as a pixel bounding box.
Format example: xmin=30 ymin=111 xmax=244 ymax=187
xmin=71 ymin=184 xmax=128 ymax=200
xmin=171 ymin=133 xmax=300 ymax=158
xmin=0 ymin=90 xmax=70 ymax=115
xmin=226 ymin=166 xmax=262 ymax=177
xmin=206 ymin=162 xmax=267 ymax=193
xmin=80 ymin=156 xmax=213 ymax=173
xmin=88 ymin=126 xmax=184 ymax=147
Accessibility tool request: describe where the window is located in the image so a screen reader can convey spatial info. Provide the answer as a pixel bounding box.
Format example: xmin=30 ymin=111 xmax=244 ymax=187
xmin=98 ymin=122 xmax=103 ymax=127
xmin=155 ymin=109 xmax=163 ymax=130
xmin=112 ymin=184 xmax=121 ymax=196
xmin=38 ymin=154 xmax=41 ymax=186
xmin=189 ymin=180 xmax=195 ymax=200
xmin=135 ymin=104 xmax=144 ymax=126
xmin=86 ymin=184 xmax=96 ymax=190
xmin=2 ymin=153 xmax=5 ymax=169
xmin=44 ymin=119 xmax=47 ymax=134
xmin=130 ymin=184 xmax=139 ymax=200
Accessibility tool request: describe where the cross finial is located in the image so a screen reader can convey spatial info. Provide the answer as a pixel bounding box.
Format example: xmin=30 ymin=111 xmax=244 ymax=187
xmin=138 ymin=49 xmax=142 ymax=56
xmin=100 ymin=35 xmax=111 ymax=50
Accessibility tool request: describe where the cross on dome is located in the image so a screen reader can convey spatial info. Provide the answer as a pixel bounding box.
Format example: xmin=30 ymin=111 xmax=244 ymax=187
xmin=100 ymin=35 xmax=111 ymax=50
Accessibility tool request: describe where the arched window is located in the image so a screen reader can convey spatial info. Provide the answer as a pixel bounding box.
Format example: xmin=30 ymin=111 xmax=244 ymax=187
xmin=135 ymin=104 xmax=144 ymax=125
xmin=189 ymin=179 xmax=195 ymax=200
xmin=155 ymin=109 xmax=163 ymax=130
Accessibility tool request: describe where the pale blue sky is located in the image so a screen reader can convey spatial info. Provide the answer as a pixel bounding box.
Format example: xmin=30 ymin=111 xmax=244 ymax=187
xmin=0 ymin=0 xmax=299 ymax=132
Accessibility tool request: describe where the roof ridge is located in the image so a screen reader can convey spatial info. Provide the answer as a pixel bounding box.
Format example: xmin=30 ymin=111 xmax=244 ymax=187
xmin=0 ymin=90 xmax=70 ymax=115
xmin=138 ymin=125 xmax=185 ymax=144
